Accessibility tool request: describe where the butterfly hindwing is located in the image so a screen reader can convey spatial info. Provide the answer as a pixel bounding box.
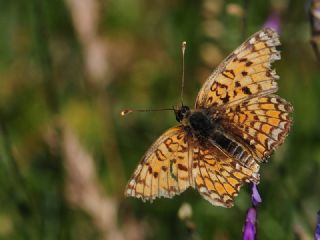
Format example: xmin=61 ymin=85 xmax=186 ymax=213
xmin=195 ymin=28 xmax=280 ymax=109
xmin=222 ymin=95 xmax=293 ymax=160
xmin=125 ymin=126 xmax=192 ymax=201
xmin=192 ymin=142 xmax=259 ymax=207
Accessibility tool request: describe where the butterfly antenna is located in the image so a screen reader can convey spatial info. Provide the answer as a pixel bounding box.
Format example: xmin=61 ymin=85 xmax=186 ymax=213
xmin=121 ymin=108 xmax=174 ymax=116
xmin=180 ymin=41 xmax=187 ymax=106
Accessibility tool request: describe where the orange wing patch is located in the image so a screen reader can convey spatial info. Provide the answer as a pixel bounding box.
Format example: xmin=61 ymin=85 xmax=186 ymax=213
xmin=195 ymin=28 xmax=280 ymax=108
xmin=223 ymin=95 xmax=293 ymax=160
xmin=192 ymin=143 xmax=259 ymax=208
xmin=125 ymin=126 xmax=192 ymax=201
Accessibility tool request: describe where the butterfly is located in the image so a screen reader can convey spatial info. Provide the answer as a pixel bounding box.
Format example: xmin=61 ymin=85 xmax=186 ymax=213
xmin=124 ymin=28 xmax=293 ymax=207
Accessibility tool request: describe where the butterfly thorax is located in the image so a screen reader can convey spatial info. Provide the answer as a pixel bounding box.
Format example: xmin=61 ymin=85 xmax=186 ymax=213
xmin=174 ymin=105 xmax=218 ymax=138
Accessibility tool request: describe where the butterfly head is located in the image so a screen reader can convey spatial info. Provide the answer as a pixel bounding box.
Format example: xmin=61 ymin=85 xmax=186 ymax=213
xmin=174 ymin=105 xmax=190 ymax=123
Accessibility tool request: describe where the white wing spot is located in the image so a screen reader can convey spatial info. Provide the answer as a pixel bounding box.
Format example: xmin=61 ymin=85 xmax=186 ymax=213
xmin=199 ymin=186 xmax=207 ymax=193
xmin=249 ymin=37 xmax=256 ymax=44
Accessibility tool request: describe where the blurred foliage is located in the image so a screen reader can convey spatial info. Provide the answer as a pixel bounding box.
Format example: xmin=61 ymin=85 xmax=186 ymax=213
xmin=0 ymin=0 xmax=319 ymax=239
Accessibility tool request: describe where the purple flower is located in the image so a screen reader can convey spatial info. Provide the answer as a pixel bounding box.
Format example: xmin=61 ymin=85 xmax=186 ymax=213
xmin=264 ymin=12 xmax=281 ymax=34
xmin=243 ymin=184 xmax=262 ymax=240
xmin=315 ymin=210 xmax=320 ymax=240
xmin=243 ymin=208 xmax=257 ymax=240
xmin=251 ymin=184 xmax=262 ymax=207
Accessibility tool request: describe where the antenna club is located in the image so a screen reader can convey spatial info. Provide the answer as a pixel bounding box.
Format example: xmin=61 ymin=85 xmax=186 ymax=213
xmin=121 ymin=109 xmax=132 ymax=116
xmin=182 ymin=41 xmax=187 ymax=53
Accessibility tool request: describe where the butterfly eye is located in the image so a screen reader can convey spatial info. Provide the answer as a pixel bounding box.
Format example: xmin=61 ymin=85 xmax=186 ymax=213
xmin=180 ymin=106 xmax=189 ymax=115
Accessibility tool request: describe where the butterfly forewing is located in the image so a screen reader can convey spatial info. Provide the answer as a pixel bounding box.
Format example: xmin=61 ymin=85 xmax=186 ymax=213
xmin=125 ymin=126 xmax=193 ymax=201
xmin=195 ymin=28 xmax=280 ymax=109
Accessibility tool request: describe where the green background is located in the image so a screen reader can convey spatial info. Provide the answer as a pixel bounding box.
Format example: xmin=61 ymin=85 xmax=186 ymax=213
xmin=0 ymin=0 xmax=319 ymax=239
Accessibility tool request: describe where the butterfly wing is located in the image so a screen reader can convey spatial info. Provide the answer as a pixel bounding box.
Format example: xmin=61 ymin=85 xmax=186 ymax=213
xmin=192 ymin=141 xmax=259 ymax=207
xmin=222 ymin=95 xmax=293 ymax=160
xmin=195 ymin=27 xmax=292 ymax=161
xmin=125 ymin=126 xmax=193 ymax=201
xmin=195 ymin=28 xmax=280 ymax=109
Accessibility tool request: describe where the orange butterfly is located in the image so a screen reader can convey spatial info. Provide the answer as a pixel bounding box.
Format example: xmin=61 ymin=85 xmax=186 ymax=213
xmin=124 ymin=28 xmax=293 ymax=207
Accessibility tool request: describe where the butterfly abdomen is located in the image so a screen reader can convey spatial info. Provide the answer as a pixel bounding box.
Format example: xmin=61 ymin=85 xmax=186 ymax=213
xmin=209 ymin=129 xmax=258 ymax=172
